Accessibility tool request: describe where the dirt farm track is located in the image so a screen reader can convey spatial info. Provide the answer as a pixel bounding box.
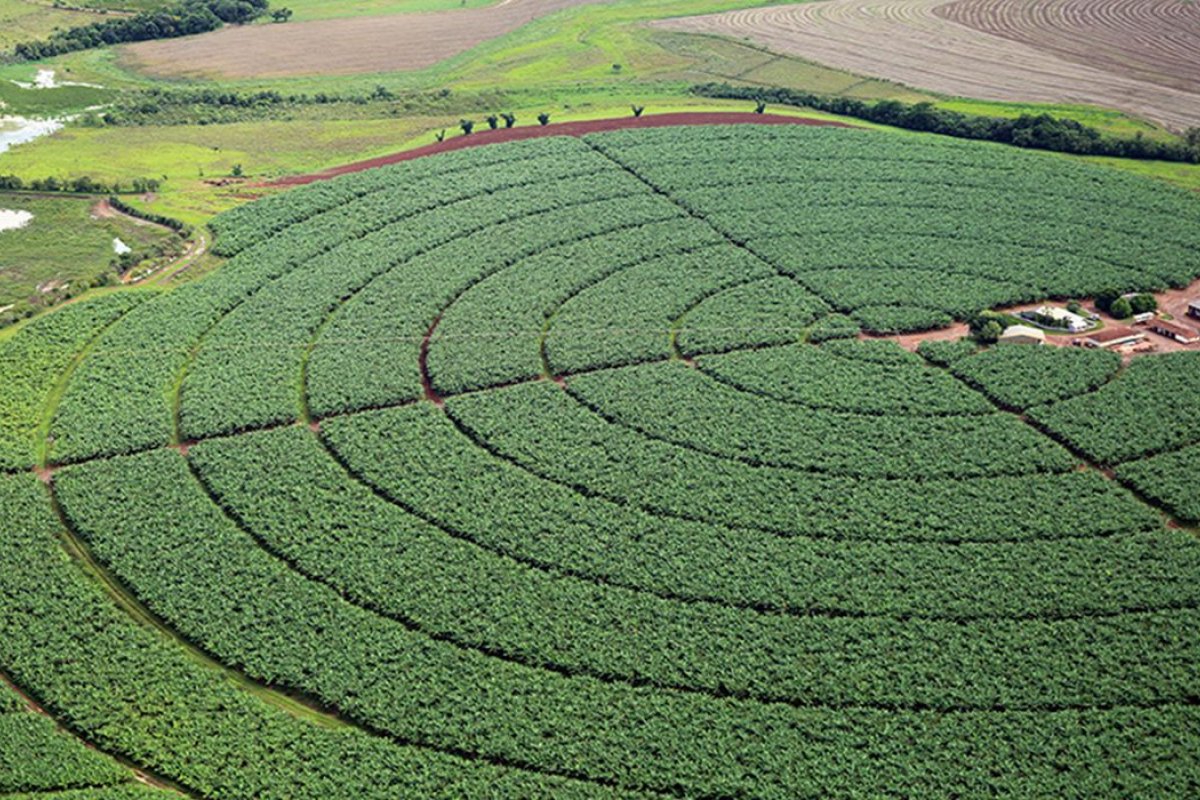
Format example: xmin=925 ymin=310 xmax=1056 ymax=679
xmin=661 ymin=0 xmax=1200 ymax=132
xmin=121 ymin=0 xmax=610 ymax=79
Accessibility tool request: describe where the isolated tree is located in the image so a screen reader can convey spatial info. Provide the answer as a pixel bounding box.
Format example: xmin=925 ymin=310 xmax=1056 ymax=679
xmin=460 ymin=119 xmax=474 ymax=135
xmin=501 ymin=112 xmax=516 ymax=128
xmin=435 ymin=130 xmax=446 ymax=142
xmin=1066 ymin=301 xmax=1083 ymax=315
xmin=1109 ymin=296 xmax=1133 ymax=319
xmin=976 ymin=320 xmax=1003 ymax=344
xmin=271 ymin=7 xmax=292 ymax=22
xmin=755 ymin=100 xmax=766 ymax=114
xmin=538 ymin=112 xmax=551 ymax=126
xmin=631 ymin=105 xmax=644 ymax=118
xmin=486 ymin=114 xmax=499 ymax=130
xmin=1130 ymin=294 xmax=1157 ymax=315
xmin=230 ymin=163 xmax=243 ymax=177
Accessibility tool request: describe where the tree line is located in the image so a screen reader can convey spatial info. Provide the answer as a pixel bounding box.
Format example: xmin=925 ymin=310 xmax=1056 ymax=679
xmin=10 ymin=0 xmax=270 ymax=61
xmin=694 ymin=83 xmax=1200 ymax=164
xmin=0 ymin=174 xmax=160 ymax=194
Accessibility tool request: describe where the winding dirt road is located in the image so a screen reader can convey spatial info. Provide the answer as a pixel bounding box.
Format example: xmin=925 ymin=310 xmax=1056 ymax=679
xmin=659 ymin=0 xmax=1200 ymax=131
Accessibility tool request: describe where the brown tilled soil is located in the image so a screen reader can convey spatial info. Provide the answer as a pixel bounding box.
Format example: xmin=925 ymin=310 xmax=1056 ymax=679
xmin=261 ymin=112 xmax=852 ymax=187
xmin=121 ymin=0 xmax=610 ymax=79
xmin=658 ymin=0 xmax=1200 ymax=131
xmin=935 ymin=0 xmax=1200 ymax=96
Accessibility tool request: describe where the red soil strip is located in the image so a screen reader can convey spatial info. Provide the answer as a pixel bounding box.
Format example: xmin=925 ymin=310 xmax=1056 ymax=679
xmin=262 ymin=113 xmax=852 ymax=188
xmin=418 ymin=313 xmax=445 ymax=407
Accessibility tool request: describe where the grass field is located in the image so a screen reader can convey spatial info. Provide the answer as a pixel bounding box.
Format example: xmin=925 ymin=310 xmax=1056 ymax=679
xmin=0 ymin=190 xmax=177 ymax=320
xmin=1 ymin=123 xmax=1198 ymax=798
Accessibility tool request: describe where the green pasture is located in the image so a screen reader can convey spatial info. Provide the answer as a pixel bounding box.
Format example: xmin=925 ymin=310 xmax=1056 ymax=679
xmin=0 ymin=190 xmax=176 ymax=318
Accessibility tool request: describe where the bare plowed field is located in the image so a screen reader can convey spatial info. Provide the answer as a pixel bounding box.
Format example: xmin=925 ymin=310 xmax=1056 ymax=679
xmin=659 ymin=0 xmax=1200 ymax=131
xmin=936 ymin=0 xmax=1200 ymax=96
xmin=121 ymin=0 xmax=609 ymax=79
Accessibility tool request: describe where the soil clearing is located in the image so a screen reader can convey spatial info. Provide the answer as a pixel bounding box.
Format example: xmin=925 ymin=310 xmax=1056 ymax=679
xmin=659 ymin=0 xmax=1200 ymax=132
xmin=262 ymin=112 xmax=852 ymax=187
xmin=121 ymin=0 xmax=610 ymax=79
xmin=867 ymin=276 xmax=1200 ymax=361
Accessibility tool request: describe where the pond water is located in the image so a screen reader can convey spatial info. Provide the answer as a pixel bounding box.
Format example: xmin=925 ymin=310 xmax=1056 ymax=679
xmin=0 ymin=115 xmax=64 ymax=155
xmin=0 ymin=209 xmax=34 ymax=232
xmin=9 ymin=69 xmax=103 ymax=91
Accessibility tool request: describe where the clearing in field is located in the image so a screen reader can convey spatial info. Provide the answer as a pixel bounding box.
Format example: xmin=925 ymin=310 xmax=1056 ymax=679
xmin=119 ymin=0 xmax=611 ymax=79
xmin=659 ymin=0 xmax=1200 ymax=131
xmin=2 ymin=124 xmax=1199 ymax=798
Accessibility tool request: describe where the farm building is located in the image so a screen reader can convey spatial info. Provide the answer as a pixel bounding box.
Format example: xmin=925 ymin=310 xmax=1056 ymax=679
xmin=1024 ymin=305 xmax=1090 ymax=332
xmin=1132 ymin=311 xmax=1156 ymax=324
xmin=1189 ymin=300 xmax=1200 ymax=320
xmin=998 ymin=325 xmax=1045 ymax=345
xmin=1079 ymin=327 xmax=1146 ymax=349
xmin=1148 ymin=320 xmax=1200 ymax=344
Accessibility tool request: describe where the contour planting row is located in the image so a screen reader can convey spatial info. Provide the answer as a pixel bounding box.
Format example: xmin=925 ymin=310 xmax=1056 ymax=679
xmin=436 ymin=377 xmax=1122 ymax=538
xmin=51 ymin=452 xmax=1200 ymax=799
xmin=1030 ymin=353 xmax=1200 ymax=464
xmin=0 ymin=293 xmax=149 ymax=471
xmin=182 ymin=171 xmax=664 ymax=439
xmin=45 ymin=138 xmax=628 ymax=463
xmin=209 ymin=136 xmax=603 ymax=256
xmin=191 ymin=417 xmax=1200 ymax=623
xmin=555 ymin=361 xmax=1071 ymax=478
xmin=0 ymin=475 xmax=638 ymax=800
xmin=0 ymin=683 xmax=150 ymax=797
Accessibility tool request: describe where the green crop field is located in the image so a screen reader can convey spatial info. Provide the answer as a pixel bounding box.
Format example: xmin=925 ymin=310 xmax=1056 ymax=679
xmin=1 ymin=124 xmax=1199 ymax=798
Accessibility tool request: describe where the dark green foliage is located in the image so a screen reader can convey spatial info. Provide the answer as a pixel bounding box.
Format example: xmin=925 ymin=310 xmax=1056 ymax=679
xmin=1031 ymin=352 xmax=1200 ymax=463
xmin=918 ymin=338 xmax=979 ymax=366
xmin=951 ymin=345 xmax=1122 ymax=411
xmin=807 ymin=313 xmax=861 ymax=342
xmin=0 ymin=714 xmax=130 ymax=794
xmin=4 ymin=125 xmax=1199 ymax=799
xmin=1117 ymin=444 xmax=1200 ymax=525
xmin=1110 ymin=296 xmax=1133 ymax=319
xmin=0 ymin=293 xmax=148 ymax=470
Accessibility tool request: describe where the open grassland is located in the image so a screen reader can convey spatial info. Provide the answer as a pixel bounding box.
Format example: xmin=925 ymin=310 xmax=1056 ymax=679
xmin=121 ymin=0 xmax=616 ymax=79
xmin=0 ymin=0 xmax=107 ymax=51
xmin=1 ymin=125 xmax=1199 ymax=798
xmin=0 ymin=191 xmax=177 ymax=319
xmin=660 ymin=0 xmax=1200 ymax=132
